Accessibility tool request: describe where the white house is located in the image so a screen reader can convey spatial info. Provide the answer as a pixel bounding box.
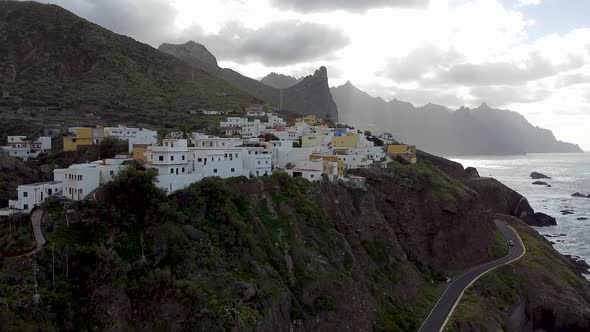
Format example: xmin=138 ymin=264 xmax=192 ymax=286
xmin=241 ymin=146 xmax=272 ymax=177
xmin=2 ymin=158 xmax=131 ymax=215
xmin=267 ymin=114 xmax=286 ymax=127
xmin=7 ymin=181 xmax=63 ymax=213
xmin=1 ymin=136 xmax=52 ymax=160
xmin=104 ymin=125 xmax=158 ymax=152
xmin=246 ymin=110 xmax=266 ymax=117
xmin=282 ymin=160 xmax=323 ymax=182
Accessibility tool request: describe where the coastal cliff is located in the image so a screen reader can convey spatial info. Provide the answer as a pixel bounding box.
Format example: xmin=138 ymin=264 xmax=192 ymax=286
xmin=1 ymin=160 xmax=588 ymax=330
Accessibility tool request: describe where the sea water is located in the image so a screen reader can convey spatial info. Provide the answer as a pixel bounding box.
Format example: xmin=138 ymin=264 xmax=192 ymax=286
xmin=451 ymin=153 xmax=590 ymax=264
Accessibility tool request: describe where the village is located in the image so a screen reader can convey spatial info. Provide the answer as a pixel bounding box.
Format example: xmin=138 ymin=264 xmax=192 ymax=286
xmin=0 ymin=105 xmax=417 ymax=217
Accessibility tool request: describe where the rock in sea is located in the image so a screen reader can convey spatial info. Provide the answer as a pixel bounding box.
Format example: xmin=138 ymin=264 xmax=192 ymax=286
xmin=572 ymin=192 xmax=589 ymax=198
xmin=532 ymin=212 xmax=557 ymax=226
xmin=531 ymin=172 xmax=551 ymax=179
xmin=532 ymin=181 xmax=549 ymax=186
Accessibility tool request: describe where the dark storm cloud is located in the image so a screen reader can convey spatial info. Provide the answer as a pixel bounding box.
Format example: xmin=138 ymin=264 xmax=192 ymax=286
xmin=270 ymin=0 xmax=429 ymax=12
xmin=47 ymin=0 xmax=177 ymax=45
xmin=182 ymin=21 xmax=350 ymax=66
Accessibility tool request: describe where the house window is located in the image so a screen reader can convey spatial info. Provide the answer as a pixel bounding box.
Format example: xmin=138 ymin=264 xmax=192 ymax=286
xmin=170 ymin=156 xmax=174 ymax=161
xmin=69 ymin=188 xmax=72 ymax=194
xmin=182 ymin=155 xmax=185 ymax=161
xmin=78 ymin=175 xmax=83 ymax=181
xmin=256 ymin=170 xmax=259 ymax=176
xmin=257 ymin=161 xmax=261 ymax=165
xmin=231 ymin=168 xmax=235 ymax=173
xmin=23 ymin=204 xmax=28 ymax=210
xmin=213 ymin=169 xmax=218 ymax=173
xmin=79 ymin=189 xmax=83 ymax=194
xmin=170 ymin=169 xmax=174 ymax=174
xmin=311 ymin=174 xmax=314 ymax=178
xmin=197 ymin=158 xmax=202 ymax=162
xmin=159 ymin=156 xmax=164 ymax=161
xmin=110 ymin=170 xmax=114 ymax=175
xmin=182 ymin=167 xmax=185 ymax=173
xmin=23 ymin=191 xmax=28 ymax=197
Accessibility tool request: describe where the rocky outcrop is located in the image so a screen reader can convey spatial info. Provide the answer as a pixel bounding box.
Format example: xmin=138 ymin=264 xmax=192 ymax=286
xmin=531 ymin=172 xmax=551 ymax=179
xmin=159 ymin=41 xmax=338 ymax=121
xmin=533 ymin=212 xmax=557 ymax=226
xmin=465 ymin=167 xmax=480 ymax=178
xmin=572 ymin=192 xmax=589 ymax=198
xmin=417 ymin=152 xmax=559 ymax=227
xmin=260 ymin=72 xmax=302 ymax=89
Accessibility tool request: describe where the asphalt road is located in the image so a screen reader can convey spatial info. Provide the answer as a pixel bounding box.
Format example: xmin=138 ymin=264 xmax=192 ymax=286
xmin=418 ymin=220 xmax=526 ymax=332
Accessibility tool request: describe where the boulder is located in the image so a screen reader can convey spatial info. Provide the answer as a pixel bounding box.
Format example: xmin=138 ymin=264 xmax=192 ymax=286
xmin=532 ymin=181 xmax=549 ymax=186
xmin=565 ymin=255 xmax=590 ymax=275
xmin=465 ymin=167 xmax=480 ymax=178
xmin=531 ymin=172 xmax=551 ymax=179
xmin=572 ymin=192 xmax=588 ymax=198
xmin=532 ymin=212 xmax=557 ymax=227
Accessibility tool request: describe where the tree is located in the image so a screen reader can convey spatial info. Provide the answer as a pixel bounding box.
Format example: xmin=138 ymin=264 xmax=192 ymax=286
xmin=98 ymin=137 xmax=128 ymax=159
xmin=157 ymin=129 xmax=172 ymax=144
xmin=103 ymin=167 xmax=165 ymax=228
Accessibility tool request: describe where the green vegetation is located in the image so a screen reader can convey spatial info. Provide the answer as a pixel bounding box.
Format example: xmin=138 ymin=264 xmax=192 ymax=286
xmin=388 ymin=160 xmax=473 ymax=203
xmin=0 ymin=1 xmax=251 ymax=128
xmin=488 ymin=227 xmax=510 ymax=260
xmin=446 ymin=222 xmax=588 ymax=331
xmin=0 ymin=214 xmax=36 ymax=257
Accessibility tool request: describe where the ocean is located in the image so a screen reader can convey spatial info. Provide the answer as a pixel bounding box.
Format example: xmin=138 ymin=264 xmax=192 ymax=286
xmin=451 ymin=153 xmax=590 ymax=265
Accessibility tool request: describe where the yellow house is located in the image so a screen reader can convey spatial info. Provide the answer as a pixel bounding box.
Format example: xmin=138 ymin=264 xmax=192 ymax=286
xmin=296 ymin=114 xmax=318 ymax=125
xmin=310 ymin=154 xmax=345 ymax=176
xmin=302 ymin=133 xmax=323 ymax=148
xmin=387 ymin=144 xmax=417 ymax=164
xmin=132 ymin=145 xmax=149 ymax=163
xmin=63 ymin=127 xmax=94 ymax=152
xmin=331 ymin=132 xmax=360 ymax=148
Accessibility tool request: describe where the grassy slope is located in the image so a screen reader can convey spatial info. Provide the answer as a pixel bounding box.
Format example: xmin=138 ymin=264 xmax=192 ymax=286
xmin=0 ymin=1 xmax=252 ymax=125
xmin=446 ymin=219 xmax=590 ymax=331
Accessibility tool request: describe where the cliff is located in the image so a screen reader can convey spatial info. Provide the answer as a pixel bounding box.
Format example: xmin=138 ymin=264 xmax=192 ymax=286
xmin=159 ymin=42 xmax=339 ymax=121
xmin=1 ymin=161 xmax=588 ymax=330
xmin=331 ymin=82 xmax=582 ymax=155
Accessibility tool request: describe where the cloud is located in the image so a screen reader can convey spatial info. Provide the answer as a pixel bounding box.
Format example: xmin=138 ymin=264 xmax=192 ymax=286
xmin=517 ymin=0 xmax=542 ymax=7
xmin=269 ymin=0 xmax=429 ymax=13
xmin=556 ymin=72 xmax=590 ymax=87
xmin=469 ymin=86 xmax=549 ymax=107
xmin=380 ymin=46 xmax=462 ymax=82
xmin=437 ymin=53 xmax=584 ymax=86
xmin=47 ymin=0 xmax=177 ymax=46
xmin=181 ymin=21 xmax=349 ymax=66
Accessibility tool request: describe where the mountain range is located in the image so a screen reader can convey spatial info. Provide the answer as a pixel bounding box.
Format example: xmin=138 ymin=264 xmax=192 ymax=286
xmin=330 ymin=82 xmax=582 ymax=155
xmin=0 ymin=1 xmax=581 ymax=155
xmin=159 ymin=42 xmax=338 ymax=121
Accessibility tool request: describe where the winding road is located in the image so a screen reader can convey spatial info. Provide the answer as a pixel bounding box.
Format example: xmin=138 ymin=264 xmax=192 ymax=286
xmin=418 ymin=220 xmax=526 ymax=332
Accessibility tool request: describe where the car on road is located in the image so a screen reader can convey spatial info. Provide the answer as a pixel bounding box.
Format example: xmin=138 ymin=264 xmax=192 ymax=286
xmin=509 ymin=240 xmax=515 ymax=246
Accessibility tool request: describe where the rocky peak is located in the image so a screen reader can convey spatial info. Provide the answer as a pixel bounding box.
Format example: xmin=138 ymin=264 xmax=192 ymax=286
xmin=159 ymin=41 xmax=218 ymax=67
xmin=260 ymin=72 xmax=301 ymax=89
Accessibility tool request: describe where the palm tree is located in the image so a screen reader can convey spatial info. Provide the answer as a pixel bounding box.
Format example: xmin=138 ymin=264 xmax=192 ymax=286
xmin=177 ymin=124 xmax=196 ymax=146
xmin=156 ymin=129 xmax=172 ymax=144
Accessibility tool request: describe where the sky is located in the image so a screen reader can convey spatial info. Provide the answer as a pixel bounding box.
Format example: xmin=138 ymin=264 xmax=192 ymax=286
xmin=43 ymin=0 xmax=590 ymax=150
